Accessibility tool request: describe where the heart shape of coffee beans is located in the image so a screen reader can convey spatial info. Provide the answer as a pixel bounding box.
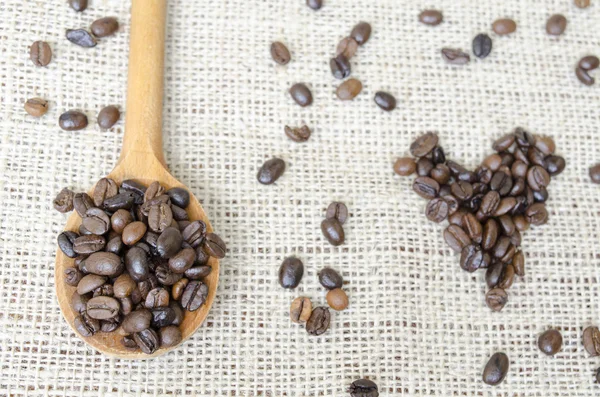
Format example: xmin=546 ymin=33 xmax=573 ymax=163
xmin=394 ymin=128 xmax=566 ymax=311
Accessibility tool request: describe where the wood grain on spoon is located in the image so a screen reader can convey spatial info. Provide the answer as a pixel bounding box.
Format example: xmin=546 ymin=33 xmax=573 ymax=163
xmin=55 ymin=0 xmax=220 ymax=359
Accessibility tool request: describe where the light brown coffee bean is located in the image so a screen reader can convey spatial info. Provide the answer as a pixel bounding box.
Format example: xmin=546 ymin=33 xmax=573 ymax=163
xmin=394 ymin=158 xmax=416 ymax=176
xmin=53 ymin=188 xmax=74 ymax=212
xmin=493 ymin=18 xmax=517 ymax=35
xmin=290 ymin=297 xmax=312 ymax=323
xmin=574 ymin=0 xmax=590 ymax=8
xmin=441 ymin=48 xmax=470 ymax=65
xmin=284 ymin=125 xmax=311 ymax=142
xmin=583 ymin=326 xmax=600 ymax=356
xmin=419 ymin=10 xmax=443 ymax=26
xmin=326 ymin=288 xmax=349 ymax=311
xmin=24 ymin=98 xmax=49 ymax=117
xmin=30 ymin=41 xmax=52 ymax=66
xmin=270 ymin=41 xmax=291 ymax=65
xmin=336 ymin=37 xmax=359 ymax=59
xmin=122 ymin=221 xmax=147 ymax=246
xmin=91 ymin=17 xmax=119 ymax=38
xmin=546 ymin=14 xmax=567 ymax=36
xmin=336 ymin=78 xmax=362 ymax=100
xmin=93 ymin=177 xmax=119 ymax=207
xmin=486 ymin=288 xmax=508 ymax=311
xmin=97 ymin=105 xmax=120 ymax=129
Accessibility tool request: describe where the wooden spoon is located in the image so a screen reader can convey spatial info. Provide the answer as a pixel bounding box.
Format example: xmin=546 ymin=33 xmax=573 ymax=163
xmin=54 ymin=0 xmax=219 ymax=359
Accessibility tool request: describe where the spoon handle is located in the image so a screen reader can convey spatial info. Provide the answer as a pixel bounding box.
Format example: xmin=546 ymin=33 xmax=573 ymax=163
xmin=120 ymin=0 xmax=168 ymax=168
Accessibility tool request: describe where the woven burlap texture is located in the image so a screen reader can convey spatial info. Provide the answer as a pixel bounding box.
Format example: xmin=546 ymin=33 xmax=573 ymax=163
xmin=1 ymin=0 xmax=600 ymax=395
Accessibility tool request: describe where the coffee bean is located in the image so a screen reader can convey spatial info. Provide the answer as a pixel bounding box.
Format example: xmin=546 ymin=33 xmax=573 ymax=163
xmin=546 ymin=14 xmax=567 ymax=36
xmin=122 ymin=221 xmax=147 ymax=246
xmin=351 ymin=22 xmax=371 ymax=45
xmin=86 ymin=296 xmax=120 ymax=320
xmin=463 ymin=213 xmax=483 ymax=243
xmin=425 ymin=198 xmax=448 ymax=223
xmin=533 ymin=187 xmax=548 ymax=203
xmin=326 ymin=202 xmax=348 ymax=224
xmin=482 ymin=352 xmax=509 ymax=385
xmin=514 ymin=128 xmax=536 ymax=149
xmin=73 ymin=193 xmax=93 ymax=218
xmin=583 ymin=326 xmax=600 ymax=356
xmin=125 ymin=246 xmax=149 ymax=281
xmin=579 ymin=56 xmax=599 ymax=71
xmin=122 ymin=309 xmax=152 ymax=333
xmin=480 ymin=191 xmax=500 ymax=217
xmin=257 ymin=158 xmax=286 ymax=185
xmin=145 ymin=287 xmax=169 ymax=309
xmin=492 ymin=18 xmax=517 ymax=35
xmin=418 ymin=9 xmax=443 ymax=26
xmin=289 ymin=83 xmax=312 ymax=107
xmin=394 ymin=158 xmax=416 ymax=176
xmin=527 ymin=165 xmax=550 ymax=191
xmin=147 ymin=202 xmax=173 ymax=233
xmin=413 ymin=177 xmax=440 ymax=199
xmin=66 ymin=29 xmax=97 ymax=47
xmin=25 ymin=97 xmax=49 ymax=117
xmin=430 ymin=164 xmax=451 ymax=184
xmin=500 ymin=152 xmax=516 ymax=167
xmin=74 ymin=312 xmax=100 ymax=337
xmin=441 ymin=48 xmax=470 ymax=65
xmin=71 ymin=291 xmax=90 ymax=314
xmin=430 ymin=147 xmax=445 ymax=164
xmin=59 ymin=110 xmax=88 ymax=131
xmin=448 ymin=209 xmax=468 ymax=227
xmin=472 ymin=33 xmax=492 ymax=58
xmin=321 ymin=218 xmax=345 ymax=246
xmin=486 ymin=288 xmax=508 ymax=312
xmin=278 ymin=257 xmax=304 ymax=289
xmin=306 ymin=307 xmax=330 ymax=336
xmin=91 ymin=17 xmax=119 ymax=38
xmin=113 ymin=273 xmax=136 ymax=298
xmin=82 ymin=208 xmax=110 ymax=235
xmin=181 ymin=220 xmax=207 ymax=249
xmin=156 ymin=227 xmax=183 ymax=259
xmin=410 ymin=132 xmax=439 ymax=157
xmin=172 ymin=278 xmax=189 ymax=300
xmin=52 ymin=188 xmax=74 ymax=213
xmin=538 ymin=329 xmax=562 ymax=356
xmin=155 ymin=264 xmax=183 ymax=286
xmin=416 ymin=158 xmax=434 ymax=176
xmin=576 ymin=67 xmax=594 ymax=85
xmin=319 ymin=267 xmax=343 ymax=289
xmin=58 ymin=231 xmax=79 ymax=258
xmin=181 ymin=280 xmax=208 ymax=311
xmin=105 ymin=192 xmax=137 ymax=212
xmin=336 ymin=37 xmax=359 ymax=59
xmin=134 ymin=328 xmax=159 ymax=354
xmin=374 ymin=91 xmax=396 ymax=111
xmin=100 ymin=315 xmax=121 ymax=332
xmin=77 ymin=274 xmax=107 ymax=295
xmin=92 ymin=178 xmax=118 ymax=207
xmin=110 ymin=209 xmax=133 ymax=234
xmin=65 ymin=267 xmax=83 ymax=286
xmin=492 ymin=134 xmax=515 ymax=152
xmin=443 ymin=195 xmax=460 ymax=215
xmin=144 ymin=182 xmax=165 ymax=203
xmin=574 ymin=0 xmax=591 ymax=8
xmin=525 ymin=203 xmax=548 ymax=225
xmin=306 ymin=0 xmax=322 ymax=10
xmin=336 ymin=78 xmax=362 ymax=100
xmin=326 ymin=288 xmax=348 ymax=311
xmin=589 ymin=163 xmax=600 ymax=184
xmin=97 ymin=105 xmax=120 ymax=129
xmin=121 ymin=179 xmax=147 ymax=196
xmin=348 ymin=379 xmax=378 ymax=397
xmin=270 ymin=41 xmax=291 ymax=65
xmin=290 ymin=297 xmax=312 ymax=323
xmin=203 ymin=233 xmax=226 ymax=258
xmin=284 ymin=125 xmax=311 ymax=142
xmin=460 ymin=244 xmax=485 ymax=272
xmin=169 ymin=301 xmax=184 ymax=326
xmin=511 ymin=250 xmax=525 ymax=276
xmin=93 ymin=283 xmax=114 ymax=299
xmin=159 ymin=325 xmax=182 ymax=348
xmin=168 ymin=248 xmax=195 ymax=274
xmin=511 ymin=161 xmax=528 ymax=179
xmin=330 ymin=54 xmax=351 ymax=79
xmin=486 ymin=261 xmax=504 ymax=288
xmin=498 ymin=263 xmax=515 ymax=289
xmin=84 ymin=251 xmax=123 ymax=276
xmin=544 ymin=155 xmax=565 ymax=176
xmin=451 ymin=181 xmax=473 ymax=201
xmin=30 ymin=41 xmax=52 ymax=67
xmin=69 ymin=0 xmax=87 ymax=11
xmin=444 ymin=224 xmax=471 ymax=253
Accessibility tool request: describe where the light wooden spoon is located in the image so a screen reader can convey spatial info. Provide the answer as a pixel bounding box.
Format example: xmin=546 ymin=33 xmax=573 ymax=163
xmin=55 ymin=0 xmax=219 ymax=359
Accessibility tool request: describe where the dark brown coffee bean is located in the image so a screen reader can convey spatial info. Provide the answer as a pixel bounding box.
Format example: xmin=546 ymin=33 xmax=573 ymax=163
xmin=443 ymin=195 xmax=460 ymax=215
xmin=480 ymin=191 xmax=500 ymax=217
xmin=326 ymin=202 xmax=349 ymax=224
xmin=463 ymin=213 xmax=482 ymax=243
xmin=501 ymin=152 xmax=517 ymax=167
xmin=168 ymin=248 xmax=196 ymax=274
xmin=413 ymin=177 xmax=439 ymax=199
xmin=156 ymin=227 xmax=183 ymax=259
xmin=473 ymin=33 xmax=492 ymax=58
xmin=486 ymin=288 xmax=508 ymax=312
xmin=53 ymin=188 xmax=74 ymax=213
xmin=425 ymin=198 xmax=448 ymax=223
xmin=306 ymin=0 xmax=323 ymax=10
xmin=411 ymin=132 xmax=439 ymax=157
xmin=482 ymin=352 xmax=509 ymax=385
xmin=336 ymin=78 xmax=362 ymax=100
xmin=290 ymin=297 xmax=312 ymax=323
xmin=73 ymin=234 xmax=106 ymax=255
xmin=66 ymin=29 xmax=96 ymax=47
xmin=511 ymin=161 xmax=528 ymax=179
xmin=508 ymin=177 xmax=525 ymax=196
xmin=65 ymin=267 xmax=83 ymax=286
xmin=289 ymin=83 xmax=312 ymax=107
xmin=350 ymin=22 xmax=371 ymax=45
xmin=159 ymin=326 xmax=182 ymax=348
xmin=374 ymin=91 xmax=396 ymax=111
xmin=492 ymin=236 xmax=511 ymax=258
xmin=348 ymin=379 xmax=378 ymax=397
xmin=59 ymin=110 xmax=88 ymax=131
xmin=77 ymin=274 xmax=107 ymax=295
xmin=574 ymin=0 xmax=591 ymax=8
xmin=92 ymin=178 xmax=118 ymax=207
xmin=441 ymin=48 xmax=470 ymax=65
xmin=203 ymin=233 xmax=226 ymax=258
xmin=30 ymin=41 xmax=52 ymax=67
xmin=535 ymin=136 xmax=556 ymax=155
xmin=486 ymin=261 xmax=505 ymax=288
xmin=498 ymin=264 xmax=515 ymax=289
xmin=185 ymin=265 xmax=211 ymax=282
xmin=492 ymin=19 xmax=517 ymax=35
xmin=257 ymin=158 xmax=286 ymax=184
xmin=147 ymin=202 xmax=173 ymax=233
xmin=477 ymin=168 xmax=493 ymax=186
xmin=306 ymin=307 xmax=330 ymax=336
xmin=69 ymin=0 xmax=87 ymax=11
xmin=156 ymin=304 xmax=178 ymax=328
xmin=483 ymin=154 xmax=502 ymax=171
xmin=74 ymin=312 xmax=100 ymax=337
xmin=490 ymin=171 xmax=512 ymax=196
xmin=71 ymin=291 xmax=90 ymax=314
xmin=448 ymin=209 xmax=468 ymax=227
xmin=278 ymin=257 xmax=304 ymax=289
xmin=514 ymin=128 xmax=536 ymax=149
xmin=97 ymin=105 xmax=120 ymax=129
xmin=85 ymin=251 xmax=123 ymax=276
xmin=181 ymin=280 xmax=208 ymax=311
xmin=110 ymin=209 xmax=132 ymax=234
xmin=579 ymin=55 xmax=599 ymax=71
xmin=444 ymin=225 xmax=471 ymax=253
xmin=270 ymin=41 xmax=291 ymax=65
xmin=144 ymin=181 xmax=165 ymax=203
xmin=321 ymin=218 xmax=345 ymax=246
xmin=336 ymin=37 xmax=359 ymax=59
xmin=319 ymin=267 xmax=343 ymax=290
xmin=416 ymin=158 xmax=434 ymax=176
xmin=125 ymin=246 xmax=149 ymax=281
xmin=430 ymin=146 xmax=445 ymax=164
xmin=178 ymin=221 xmax=191 ymax=231
xmin=81 ymin=208 xmax=110 ymax=235
xmin=112 ymin=273 xmax=136 ymax=299
xmin=181 ymin=220 xmax=207 ymax=248
xmin=419 ymin=9 xmax=443 ymax=26
xmin=330 ymin=54 xmax=351 ymax=79
xmin=284 ymin=125 xmax=311 ymax=142
xmin=73 ymin=193 xmax=93 ymax=218
xmin=134 ymin=328 xmax=159 ymax=354
xmin=583 ymin=326 xmax=600 ymax=356
xmin=104 ymin=192 xmax=136 ymax=212
xmin=100 ymin=316 xmax=121 ymax=332
xmin=545 ymin=155 xmax=566 ymax=176
xmin=430 ymin=164 xmax=451 ymax=184
xmin=170 ymin=206 xmax=188 ymax=222
xmin=394 ymin=158 xmax=416 ymax=176
xmin=122 ymin=309 xmax=152 ymax=334
xmin=144 ymin=287 xmax=169 ymax=309
xmin=91 ymin=283 xmax=114 ymax=297
xmin=546 ymin=14 xmax=567 ymax=36
xmin=533 ymin=187 xmax=548 ymax=203
xmin=152 ymin=264 xmax=180 ymax=286
xmin=526 ymin=203 xmax=549 ymax=225
xmin=171 ymin=278 xmax=189 ymax=301
xmin=25 ymin=97 xmax=49 ymax=117
xmin=528 ymin=147 xmax=546 ymax=168
xmin=86 ymin=296 xmax=120 ymax=320
xmin=91 ymin=17 xmax=119 ymax=38
xmin=512 ymin=250 xmax=525 ymax=276
xmin=451 ymin=181 xmax=473 ymax=201
xmin=492 ymin=134 xmax=515 ymax=152
xmin=527 ymin=165 xmax=550 ymax=191
xmin=460 ymin=244 xmax=484 ymax=272
xmin=538 ymin=329 xmax=562 ymax=356
xmin=576 ymin=67 xmax=594 ymax=85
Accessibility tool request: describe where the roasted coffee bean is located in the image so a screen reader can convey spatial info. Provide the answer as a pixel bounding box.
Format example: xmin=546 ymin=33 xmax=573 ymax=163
xmin=145 ymin=288 xmax=169 ymax=309
xmin=473 ymin=33 xmax=492 ymax=58
xmin=321 ymin=218 xmax=345 ymax=246
xmin=69 ymin=0 xmax=87 ymax=11
xmin=159 ymin=325 xmax=182 ymax=348
xmin=147 ymin=202 xmax=173 ymax=233
xmin=24 ymin=97 xmax=49 ymax=117
xmin=480 ymin=191 xmax=500 ymax=217
xmin=156 ymin=227 xmax=183 ymax=258
xmin=330 ymin=54 xmax=351 ymax=79
xmin=492 ymin=134 xmax=515 ymax=152
xmin=512 ymin=195 xmax=529 ymax=215
xmin=284 ymin=125 xmax=311 ymax=142
xmin=500 ymin=152 xmax=516 ymax=167
xmin=525 ymin=203 xmax=548 ymax=225
xmin=74 ymin=312 xmax=100 ymax=337
xmin=120 ymin=221 xmax=146 ymax=245
xmin=73 ymin=193 xmax=93 ymax=218
xmin=590 ymin=163 xmax=600 ymax=183
xmin=509 ymin=177 xmax=526 ymax=196
xmin=425 ymin=198 xmax=449 ymax=223
xmin=444 ymin=224 xmax=471 ymax=253
xmin=492 ymin=236 xmax=511 ymax=259
xmin=533 ymin=187 xmax=548 ymax=203
xmin=451 ymin=181 xmax=473 ymax=201
xmin=527 ymin=165 xmax=550 ymax=191
xmin=413 ymin=177 xmax=439 ymax=199
xmin=181 ymin=280 xmax=208 ymax=311
xmin=290 ymin=297 xmax=312 ymax=323
xmin=410 ymin=132 xmax=439 ymax=157
xmin=326 ymin=288 xmax=349 ymax=311
xmin=100 ymin=316 xmax=121 ymax=332
xmin=497 ymin=215 xmax=515 ymax=236
xmin=121 ymin=180 xmax=147 ymax=197
xmin=512 ymin=250 xmax=525 ymax=276
xmin=498 ymin=264 xmax=515 ymax=289
xmin=486 ymin=261 xmax=504 ymax=288
xmin=463 ymin=213 xmax=483 ymax=243
xmin=182 ymin=220 xmax=207 ymax=248
xmin=66 ymin=29 xmax=97 ymax=47
xmin=93 ymin=283 xmax=114 ymax=297
xmin=394 ymin=158 xmax=416 ymax=176
xmin=441 ymin=48 xmax=470 ymax=65
xmin=168 ymin=301 xmax=184 ymax=326
xmin=121 ymin=335 xmax=138 ymax=349
xmin=81 ymin=208 xmax=110 ymax=235
xmin=319 ymin=267 xmax=343 ymax=290
xmin=289 ymin=83 xmax=312 ymax=107
xmin=257 ymin=158 xmax=286 ymax=184
xmin=579 ymin=55 xmax=599 ymax=71
xmin=528 ymin=146 xmax=547 ymax=167
xmin=59 ymin=110 xmax=88 ymax=131
xmin=65 ymin=267 xmax=84 ymax=286
xmin=350 ymin=22 xmax=371 ymax=45
xmin=448 ymin=209 xmax=468 ymax=227
xmin=58 ymin=231 xmax=79 ymax=258
xmin=538 ymin=329 xmax=562 ymax=356
xmin=336 ymin=78 xmax=362 ymax=100
xmin=154 ymin=265 xmax=182 ymax=286
xmin=77 ymin=274 xmax=107 ymax=295
xmin=168 ymin=248 xmax=196 ymax=274
xmin=125 ymin=246 xmax=149 ymax=281
xmin=306 ymin=307 xmax=330 ymax=336
xmin=514 ymin=128 xmax=535 ymax=148
xmin=583 ymin=326 xmax=600 ymax=356
xmin=490 ymin=171 xmax=512 ymax=196
xmin=91 ymin=17 xmax=119 ymax=38
xmin=535 ymin=136 xmax=556 ymax=156
xmin=416 ymin=158 xmax=434 ymax=176
xmin=574 ymin=0 xmax=591 ymax=8
xmin=172 ymin=278 xmax=189 ymax=300
xmin=444 ymin=195 xmax=460 ymax=215
xmin=439 ymin=185 xmax=452 ymax=198
xmin=122 ymin=309 xmax=152 ymax=334
xmin=203 ymin=233 xmax=226 ymax=258
xmin=97 ymin=105 xmax=120 ymax=129
xmin=492 ymin=18 xmax=517 ymax=35
xmin=113 ymin=273 xmax=136 ymax=298
xmin=270 ymin=41 xmax=291 ymax=65
xmin=278 ymin=257 xmax=304 ymax=289
xmin=431 ymin=147 xmax=446 ymax=165
xmin=460 ymin=244 xmax=485 ymax=272
xmin=575 ymin=67 xmax=594 ymax=85
xmin=86 ymin=296 xmax=120 ymax=320
xmin=546 ymin=14 xmax=567 ymax=36
xmin=84 ymin=252 xmax=123 ymax=276
xmin=144 ymin=182 xmax=165 ymax=203
xmin=544 ymin=155 xmax=565 ymax=176
xmin=103 ymin=192 xmax=136 ymax=212
xmin=185 ymin=264 xmax=211 ymax=280
xmin=134 ymin=328 xmax=159 ymax=354
xmin=483 ymin=352 xmax=509 ymax=385
xmin=93 ymin=178 xmax=118 ymax=207
xmin=430 ymin=164 xmax=451 ymax=184
xmin=71 ymin=291 xmax=90 ymax=313
xmin=374 ymin=91 xmax=396 ymax=111
xmin=465 ymin=194 xmax=484 ymax=213
xmin=178 ymin=221 xmax=191 ymax=231
xmin=163 ymin=188 xmax=188 ymax=209
xmin=306 ymin=0 xmax=323 ymax=10
xmin=30 ymin=41 xmax=52 ymax=67
xmin=419 ymin=9 xmax=443 ymax=26
xmin=326 ymin=202 xmax=348 ymax=224
xmin=349 ymin=379 xmax=379 ymax=397
xmin=336 ymin=37 xmax=359 ymax=59
xmin=486 ymin=288 xmax=508 ymax=312
xmin=75 ymin=256 xmax=88 ymax=273
xmin=511 ymin=161 xmax=528 ymax=179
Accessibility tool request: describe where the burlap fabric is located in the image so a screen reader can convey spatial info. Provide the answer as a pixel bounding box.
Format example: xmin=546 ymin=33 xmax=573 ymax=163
xmin=1 ymin=0 xmax=599 ymax=395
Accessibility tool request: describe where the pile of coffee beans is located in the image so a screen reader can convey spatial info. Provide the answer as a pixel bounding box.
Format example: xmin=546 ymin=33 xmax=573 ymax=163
xmin=395 ymin=129 xmax=566 ymax=311
xmin=576 ymin=55 xmax=599 ymax=86
xmin=348 ymin=379 xmax=379 ymax=396
xmin=54 ymin=179 xmax=226 ymax=354
xmin=321 ymin=201 xmax=348 ymax=246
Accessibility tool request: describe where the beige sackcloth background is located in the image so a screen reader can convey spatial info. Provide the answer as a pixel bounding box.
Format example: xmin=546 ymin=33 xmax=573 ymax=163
xmin=1 ymin=0 xmax=600 ymax=395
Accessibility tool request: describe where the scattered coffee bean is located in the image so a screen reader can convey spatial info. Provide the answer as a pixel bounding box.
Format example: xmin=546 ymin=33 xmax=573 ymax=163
xmin=525 ymin=203 xmax=548 ymax=225
xmin=412 ymin=177 xmax=440 ymax=199
xmin=53 ymin=188 xmax=74 ymax=213
xmin=394 ymin=158 xmax=416 ymax=176
xmin=270 ymin=41 xmax=291 ymax=65
xmin=485 ymin=288 xmax=508 ymax=311
xmin=374 ymin=91 xmax=396 ymax=111
xmin=278 ymin=257 xmax=303 ymax=289
xmin=326 ymin=202 xmax=348 ymax=224
xmin=321 ymin=218 xmax=345 ymax=246
xmin=441 ymin=48 xmax=470 ymax=65
xmin=306 ymin=307 xmax=330 ymax=336
xmin=330 ymin=54 xmax=351 ymax=79
xmin=589 ymin=163 xmax=600 ymax=184
xmin=538 ymin=329 xmax=563 ymax=356
xmin=257 ymin=158 xmax=286 ymax=185
xmin=284 ymin=125 xmax=311 ymax=142
xmin=336 ymin=37 xmax=359 ymax=59
xmin=290 ymin=297 xmax=312 ymax=323
xmin=326 ymin=288 xmax=348 ymax=311
xmin=306 ymin=0 xmax=323 ymax=10
xmin=410 ymin=132 xmax=439 ymax=157
xmin=575 ymin=67 xmax=594 ymax=86
xmin=492 ymin=18 xmax=517 ymax=35
xmin=418 ymin=9 xmax=443 ymax=26
xmin=66 ymin=29 xmax=97 ymax=47
xmin=30 ymin=41 xmax=52 ymax=67
xmin=91 ymin=17 xmax=119 ymax=38
xmin=482 ymin=352 xmax=509 ymax=385
xmin=336 ymin=78 xmax=362 ymax=100
xmin=348 ymin=379 xmax=379 ymax=397
xmin=24 ymin=97 xmax=49 ymax=117
xmin=574 ymin=0 xmax=591 ymax=7
xmin=59 ymin=110 xmax=88 ymax=131
xmin=351 ymin=22 xmax=372 ymax=46
xmin=289 ymin=83 xmax=313 ymax=107
xmin=97 ymin=105 xmax=120 ymax=129
xmin=69 ymin=0 xmax=87 ymax=12
xmin=583 ymin=326 xmax=600 ymax=356
xmin=579 ymin=55 xmax=599 ymax=71
xmin=546 ymin=14 xmax=567 ymax=36
xmin=472 ymin=33 xmax=492 ymax=58
xmin=319 ymin=267 xmax=343 ymax=290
